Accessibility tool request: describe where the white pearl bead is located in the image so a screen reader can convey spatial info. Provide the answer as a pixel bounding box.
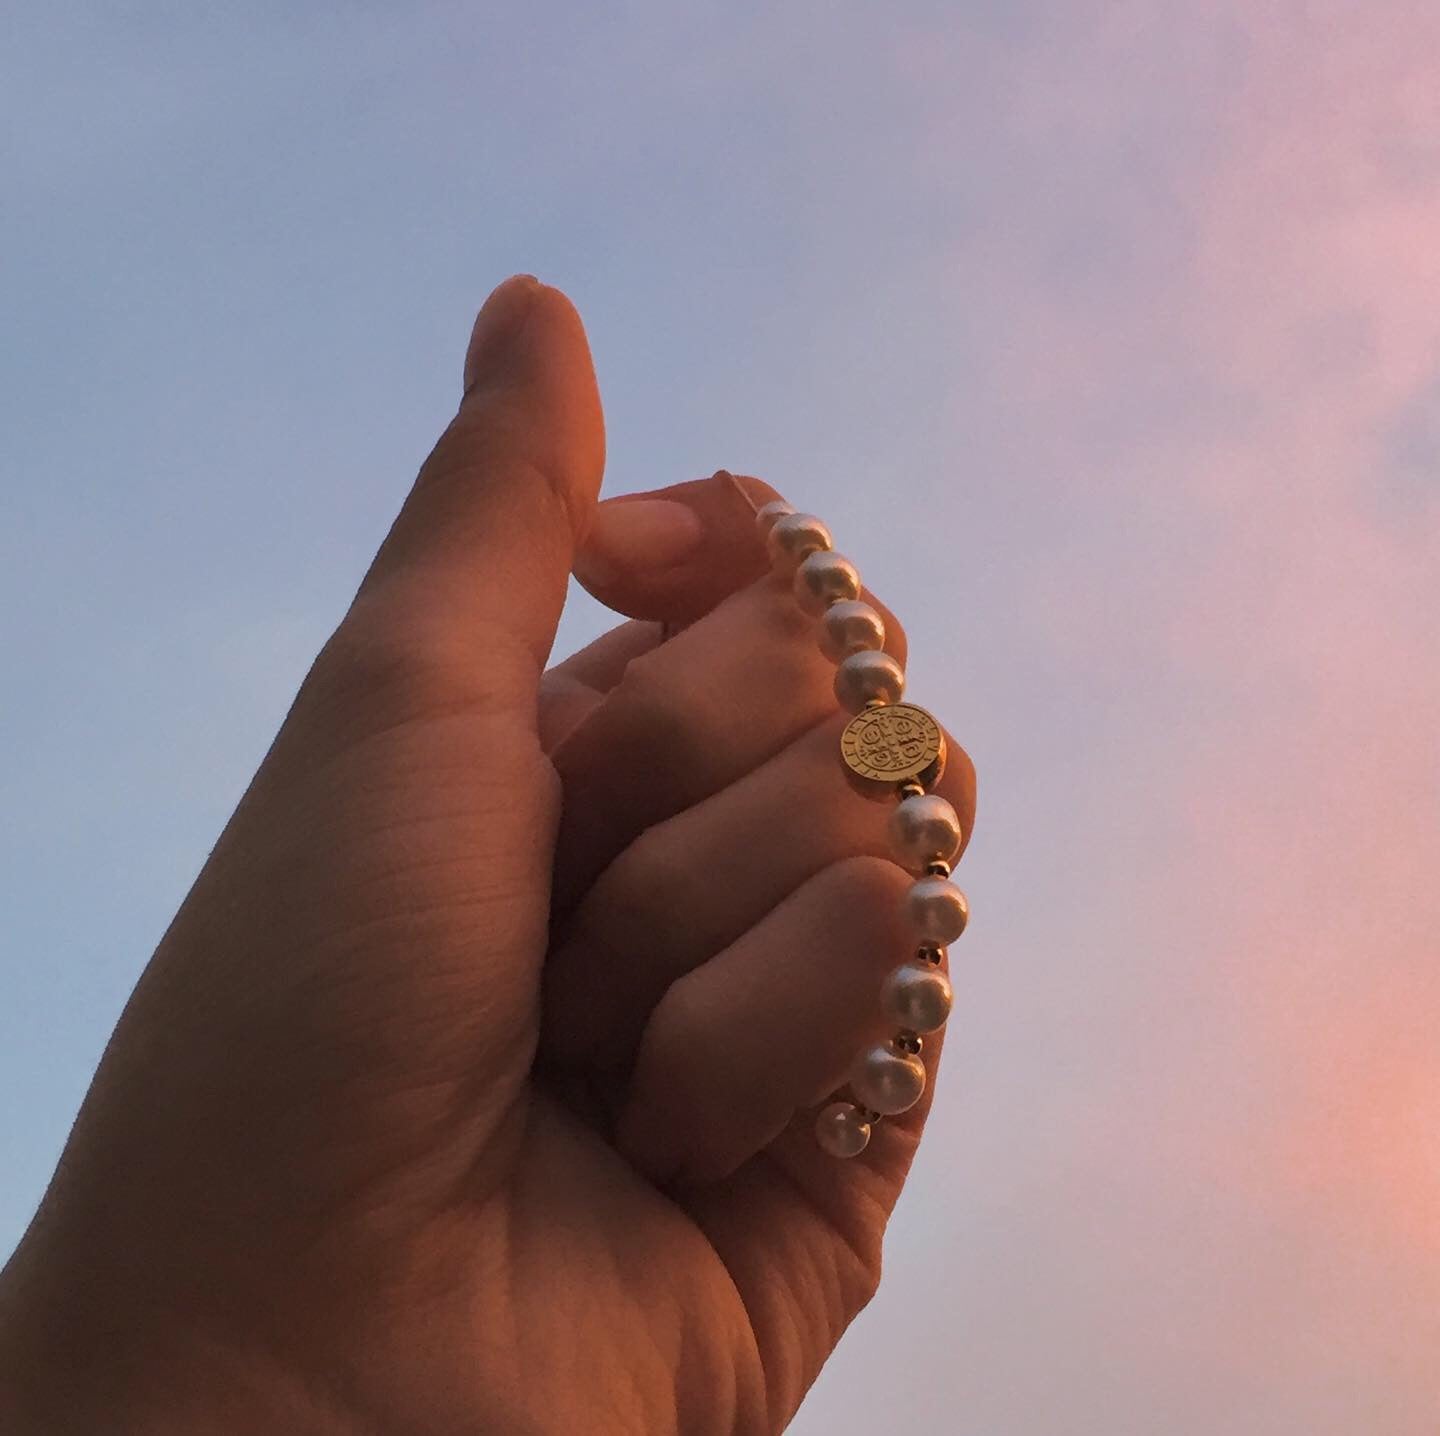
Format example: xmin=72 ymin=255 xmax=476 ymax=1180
xmin=818 ymin=599 xmax=886 ymax=662
xmin=833 ymin=650 xmax=905 ymax=714
xmin=888 ymin=794 xmax=963 ymax=869
xmin=850 ymin=1043 xmax=926 ymax=1116
xmin=881 ymin=960 xmax=953 ymax=1033
xmin=793 ymin=551 xmax=861 ymax=615
xmin=755 ymin=499 xmax=795 ymax=538
xmin=767 ymin=512 xmax=833 ymax=570
xmin=814 ymin=1101 xmax=872 ymax=1158
xmin=903 ymin=876 xmax=970 ymax=945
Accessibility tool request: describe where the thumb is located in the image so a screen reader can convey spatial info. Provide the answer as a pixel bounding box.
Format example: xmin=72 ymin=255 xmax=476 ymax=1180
xmin=356 ymin=274 xmax=605 ymax=703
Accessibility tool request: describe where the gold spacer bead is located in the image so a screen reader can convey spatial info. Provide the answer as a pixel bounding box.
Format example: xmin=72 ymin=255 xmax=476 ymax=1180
xmin=925 ymin=859 xmax=952 ymax=878
xmin=894 ymin=1031 xmax=924 ymax=1056
xmin=917 ymin=944 xmax=945 ymax=965
xmin=897 ymin=779 xmax=926 ymax=800
xmin=859 ymin=1107 xmax=883 ymax=1126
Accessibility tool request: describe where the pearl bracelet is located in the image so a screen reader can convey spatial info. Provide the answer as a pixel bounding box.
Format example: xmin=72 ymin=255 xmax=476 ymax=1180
xmin=756 ymin=500 xmax=967 ymax=1159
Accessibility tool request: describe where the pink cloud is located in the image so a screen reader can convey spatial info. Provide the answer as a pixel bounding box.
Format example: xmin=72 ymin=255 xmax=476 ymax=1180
xmin=924 ymin=0 xmax=1440 ymax=1418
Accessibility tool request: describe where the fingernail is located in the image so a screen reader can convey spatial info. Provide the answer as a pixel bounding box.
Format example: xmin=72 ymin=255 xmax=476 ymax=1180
xmin=719 ymin=470 xmax=791 ymax=533
xmin=463 ymin=274 xmax=542 ymax=394
xmin=718 ymin=469 xmax=762 ymax=517
xmin=572 ymin=499 xmax=706 ymax=588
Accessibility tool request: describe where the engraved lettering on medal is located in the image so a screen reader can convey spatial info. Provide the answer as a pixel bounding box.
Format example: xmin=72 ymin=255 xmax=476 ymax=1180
xmin=840 ymin=703 xmax=943 ymax=783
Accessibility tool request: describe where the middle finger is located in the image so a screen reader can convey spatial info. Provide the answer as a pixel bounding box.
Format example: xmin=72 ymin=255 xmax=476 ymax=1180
xmin=548 ymin=568 xmax=908 ymax=914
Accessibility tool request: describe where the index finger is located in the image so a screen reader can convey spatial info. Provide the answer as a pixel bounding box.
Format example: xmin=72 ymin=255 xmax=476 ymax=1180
xmin=571 ymin=470 xmax=783 ymax=627
xmin=538 ymin=471 xmax=787 ymax=749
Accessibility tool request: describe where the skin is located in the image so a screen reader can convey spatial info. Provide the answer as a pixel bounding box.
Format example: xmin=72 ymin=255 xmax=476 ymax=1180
xmin=0 ymin=275 xmax=976 ymax=1435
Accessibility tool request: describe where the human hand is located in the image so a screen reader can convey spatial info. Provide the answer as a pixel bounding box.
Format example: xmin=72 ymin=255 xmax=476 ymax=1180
xmin=0 ymin=276 xmax=975 ymax=1435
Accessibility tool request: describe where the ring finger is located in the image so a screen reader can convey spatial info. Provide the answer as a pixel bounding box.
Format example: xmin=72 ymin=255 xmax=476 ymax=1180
xmin=541 ymin=711 xmax=975 ymax=1074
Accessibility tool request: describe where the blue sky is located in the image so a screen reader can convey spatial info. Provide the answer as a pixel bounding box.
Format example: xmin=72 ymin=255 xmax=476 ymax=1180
xmin=4 ymin=5 xmax=1439 ymax=1431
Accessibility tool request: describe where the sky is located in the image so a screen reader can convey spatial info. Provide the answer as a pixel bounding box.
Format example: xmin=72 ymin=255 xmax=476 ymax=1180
xmin=3 ymin=3 xmax=1439 ymax=1432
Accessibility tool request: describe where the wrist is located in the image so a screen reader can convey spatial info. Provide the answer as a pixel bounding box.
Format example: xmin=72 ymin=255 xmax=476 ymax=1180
xmin=0 ymin=1235 xmax=352 ymax=1436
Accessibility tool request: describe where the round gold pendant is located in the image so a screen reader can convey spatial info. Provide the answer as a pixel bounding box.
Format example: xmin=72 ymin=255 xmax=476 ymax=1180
xmin=839 ymin=702 xmax=946 ymax=797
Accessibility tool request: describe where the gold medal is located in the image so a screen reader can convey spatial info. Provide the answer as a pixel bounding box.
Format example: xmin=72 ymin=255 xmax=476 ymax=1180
xmin=839 ymin=702 xmax=946 ymax=794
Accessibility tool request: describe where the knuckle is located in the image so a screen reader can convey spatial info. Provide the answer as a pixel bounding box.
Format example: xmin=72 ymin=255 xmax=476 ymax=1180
xmin=311 ymin=614 xmax=450 ymax=710
xmin=820 ymin=853 xmax=914 ymax=913
xmin=419 ymin=406 xmax=514 ymax=486
xmin=613 ymin=640 xmax=678 ymax=703
xmin=846 ymin=1248 xmax=884 ymax=1313
xmin=420 ymin=414 xmax=581 ymax=541
xmin=859 ymin=588 xmax=907 ymax=664
xmin=303 ymin=598 xmax=514 ymax=728
xmin=608 ymin=646 xmax=700 ymax=756
xmin=591 ymin=823 xmax=696 ymax=950
xmin=651 ymin=967 xmax=717 ymax=1056
xmin=805 ymin=855 xmax=916 ymax=957
xmin=887 ymin=611 xmax=909 ymax=659
xmin=623 ymin=821 xmax=695 ymax=901
xmin=936 ymin=732 xmax=979 ymax=853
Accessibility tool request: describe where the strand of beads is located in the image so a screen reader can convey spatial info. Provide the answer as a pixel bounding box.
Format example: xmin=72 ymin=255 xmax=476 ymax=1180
xmin=756 ymin=499 xmax=968 ymax=1159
